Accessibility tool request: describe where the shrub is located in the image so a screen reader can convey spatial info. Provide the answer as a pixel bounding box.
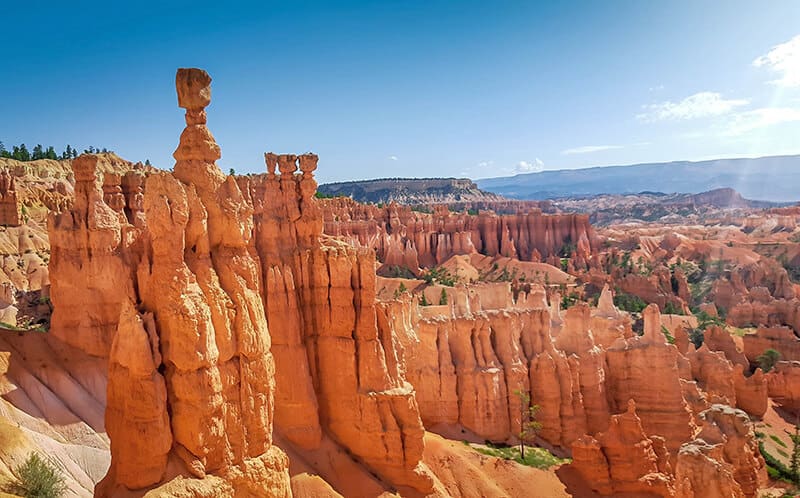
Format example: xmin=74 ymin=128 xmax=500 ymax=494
xmin=663 ymin=301 xmax=682 ymax=315
xmin=771 ymin=434 xmax=789 ymax=448
xmin=421 ymin=267 xmax=457 ymax=286
xmin=757 ymin=349 xmax=781 ymax=373
xmin=561 ymin=292 xmax=580 ymax=309
xmin=613 ymin=293 xmax=647 ymax=313
xmin=660 ymin=325 xmax=676 ymax=345
xmin=760 ymin=441 xmax=795 ymax=484
xmin=6 ymin=453 xmax=67 ymax=498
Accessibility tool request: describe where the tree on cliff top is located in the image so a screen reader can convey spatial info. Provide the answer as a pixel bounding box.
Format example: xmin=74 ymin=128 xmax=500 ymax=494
xmin=513 ymin=389 xmax=541 ymax=460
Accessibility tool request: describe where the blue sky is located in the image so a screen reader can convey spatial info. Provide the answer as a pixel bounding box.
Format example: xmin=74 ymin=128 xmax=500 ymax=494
xmin=2 ymin=1 xmax=799 ymax=183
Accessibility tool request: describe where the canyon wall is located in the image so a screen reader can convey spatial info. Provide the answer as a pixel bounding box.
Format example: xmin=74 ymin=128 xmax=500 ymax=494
xmin=322 ymin=197 xmax=598 ymax=272
xmin=377 ymin=285 xmax=767 ymax=497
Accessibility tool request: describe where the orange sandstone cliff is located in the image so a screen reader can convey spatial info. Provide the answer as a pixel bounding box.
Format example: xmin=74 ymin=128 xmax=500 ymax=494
xmin=48 ymin=69 xmax=434 ymax=496
xmin=28 ymin=68 xmax=776 ymax=498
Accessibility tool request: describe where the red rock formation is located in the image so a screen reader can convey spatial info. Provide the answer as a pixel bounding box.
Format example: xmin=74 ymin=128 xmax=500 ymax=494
xmin=570 ymin=400 xmax=674 ymax=497
xmin=733 ymin=365 xmax=768 ymax=418
xmin=252 ymin=153 xmax=433 ymax=492
xmin=674 ymin=405 xmax=766 ymax=498
xmin=48 ymin=154 xmax=138 ymax=357
xmin=674 ymin=441 xmax=744 ymax=498
xmin=605 ymin=305 xmax=697 ymax=453
xmin=687 ymin=346 xmax=737 ymax=407
xmin=321 ymin=197 xmax=599 ymax=271
xmin=386 ymin=286 xmax=618 ymax=450
xmin=49 ymin=69 xmax=433 ymax=496
xmin=0 ymin=169 xmax=22 ymax=226
xmin=766 ymin=361 xmax=800 ymax=413
xmin=743 ymin=326 xmax=800 ymax=363
xmin=41 ymin=67 xmax=779 ymax=497
xmin=702 ymin=325 xmax=749 ymax=369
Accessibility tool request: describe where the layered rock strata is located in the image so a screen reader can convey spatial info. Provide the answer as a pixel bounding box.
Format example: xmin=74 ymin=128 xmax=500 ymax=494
xmin=49 ymin=68 xmax=432 ymax=496
xmin=322 ymin=197 xmax=598 ymax=271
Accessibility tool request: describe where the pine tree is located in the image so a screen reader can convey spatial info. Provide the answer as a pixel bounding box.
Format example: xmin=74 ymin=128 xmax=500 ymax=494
xmin=513 ymin=389 xmax=542 ymax=460
xmin=71 ymin=148 xmax=78 ymax=159
xmin=790 ymin=423 xmax=800 ymax=485
xmin=0 ymin=141 xmax=7 ymax=158
xmin=45 ymin=146 xmax=57 ymax=160
xmin=32 ymin=144 xmax=44 ymax=160
xmin=145 ymin=159 xmax=152 ymax=167
xmin=18 ymin=144 xmax=30 ymax=161
xmin=439 ymin=288 xmax=448 ymax=305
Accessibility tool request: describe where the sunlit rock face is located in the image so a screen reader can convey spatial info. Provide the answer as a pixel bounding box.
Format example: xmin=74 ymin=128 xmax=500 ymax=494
xmin=44 ymin=67 xmax=774 ymax=498
xmin=49 ymin=68 xmax=432 ymax=496
xmin=321 ymin=196 xmax=599 ymax=271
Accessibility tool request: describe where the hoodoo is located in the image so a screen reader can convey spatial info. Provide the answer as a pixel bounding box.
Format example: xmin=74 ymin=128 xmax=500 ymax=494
xmin=47 ymin=68 xmax=437 ymax=496
xmin=0 ymin=67 xmax=780 ymax=498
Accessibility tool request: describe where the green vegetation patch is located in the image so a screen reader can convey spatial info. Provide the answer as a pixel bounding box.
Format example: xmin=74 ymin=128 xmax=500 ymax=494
xmin=772 ymin=434 xmax=789 ymax=448
xmin=472 ymin=443 xmax=570 ymax=470
xmin=3 ymin=453 xmax=67 ymax=498
xmin=613 ymin=292 xmax=647 ymax=313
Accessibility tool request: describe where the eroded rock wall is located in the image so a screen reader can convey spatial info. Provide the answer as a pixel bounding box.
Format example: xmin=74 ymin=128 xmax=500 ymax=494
xmin=321 ymin=197 xmax=598 ymax=271
xmin=48 ymin=68 xmax=432 ymax=496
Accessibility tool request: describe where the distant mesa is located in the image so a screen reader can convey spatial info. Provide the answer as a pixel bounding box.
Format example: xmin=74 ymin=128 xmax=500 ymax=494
xmin=317 ymin=177 xmax=501 ymax=205
xmin=476 ymin=155 xmax=800 ymax=203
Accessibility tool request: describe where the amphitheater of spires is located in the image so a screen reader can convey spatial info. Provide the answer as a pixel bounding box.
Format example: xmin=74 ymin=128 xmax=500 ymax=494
xmin=1 ymin=67 xmax=797 ymax=498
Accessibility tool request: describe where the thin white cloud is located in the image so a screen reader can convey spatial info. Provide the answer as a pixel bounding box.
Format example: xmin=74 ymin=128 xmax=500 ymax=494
xmin=753 ymin=34 xmax=800 ymax=87
xmin=388 ymin=155 xmax=398 ymax=161
xmin=477 ymin=160 xmax=494 ymax=168
xmin=649 ymin=84 xmax=665 ymax=92
xmin=637 ymin=92 xmax=749 ymax=122
xmin=561 ymin=144 xmax=624 ymax=155
xmin=723 ymin=107 xmax=800 ymax=136
xmin=515 ymin=159 xmax=544 ymax=174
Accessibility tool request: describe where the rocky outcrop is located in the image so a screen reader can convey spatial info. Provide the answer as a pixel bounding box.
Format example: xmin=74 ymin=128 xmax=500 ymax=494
xmin=733 ymin=366 xmax=768 ymax=418
xmin=766 ymin=361 xmax=800 ymax=413
xmin=381 ymin=285 xmax=615 ymax=450
xmin=322 ymin=197 xmax=598 ymax=271
xmin=686 ymin=345 xmax=768 ymax=418
xmin=702 ymin=326 xmax=748 ymax=369
xmin=570 ymin=397 xmax=765 ymax=498
xmin=0 ymin=169 xmax=22 ymax=226
xmin=48 ymin=154 xmax=138 ymax=357
xmin=674 ymin=405 xmax=766 ymax=498
xmin=687 ymin=346 xmax=736 ymax=407
xmin=570 ymin=400 xmax=674 ymax=497
xmin=605 ymin=305 xmax=696 ymax=453
xmin=743 ymin=326 xmax=800 ymax=364
xmin=253 ymin=153 xmax=433 ymax=492
xmin=49 ymin=68 xmax=434 ymax=497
